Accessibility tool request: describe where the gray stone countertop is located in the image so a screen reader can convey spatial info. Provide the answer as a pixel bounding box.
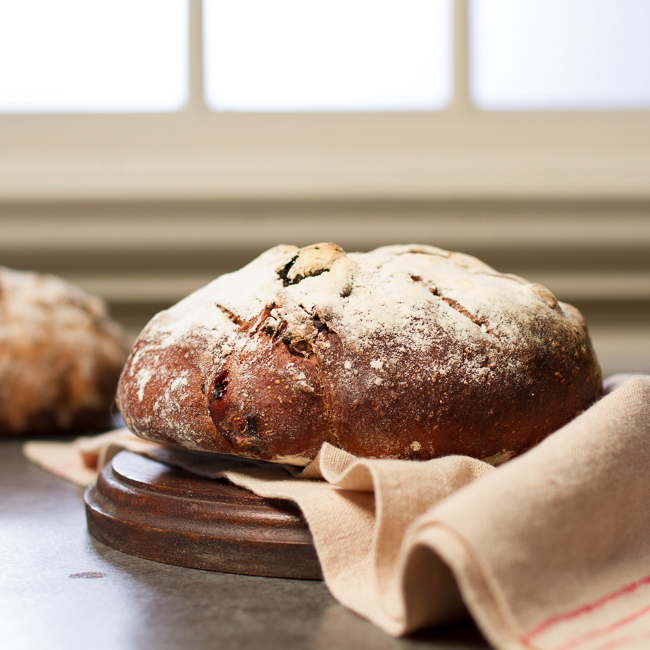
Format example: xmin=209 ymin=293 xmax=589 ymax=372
xmin=0 ymin=439 xmax=489 ymax=650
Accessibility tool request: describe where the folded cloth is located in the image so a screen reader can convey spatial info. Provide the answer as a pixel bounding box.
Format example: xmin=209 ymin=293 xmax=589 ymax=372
xmin=23 ymin=375 xmax=650 ymax=650
xmin=23 ymin=429 xmax=160 ymax=487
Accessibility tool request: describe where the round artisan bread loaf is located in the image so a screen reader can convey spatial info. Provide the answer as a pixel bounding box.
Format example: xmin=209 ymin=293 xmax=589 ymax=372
xmin=117 ymin=243 xmax=602 ymax=465
xmin=0 ymin=267 xmax=128 ymax=435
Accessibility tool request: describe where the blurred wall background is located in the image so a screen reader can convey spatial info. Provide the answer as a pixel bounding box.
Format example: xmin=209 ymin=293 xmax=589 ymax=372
xmin=2 ymin=198 xmax=648 ymax=377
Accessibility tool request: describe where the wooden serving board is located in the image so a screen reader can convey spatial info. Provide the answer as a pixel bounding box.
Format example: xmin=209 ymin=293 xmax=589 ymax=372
xmin=84 ymin=450 xmax=322 ymax=580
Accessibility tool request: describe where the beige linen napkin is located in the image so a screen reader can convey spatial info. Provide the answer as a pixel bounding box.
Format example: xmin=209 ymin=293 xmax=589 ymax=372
xmin=24 ymin=375 xmax=650 ymax=650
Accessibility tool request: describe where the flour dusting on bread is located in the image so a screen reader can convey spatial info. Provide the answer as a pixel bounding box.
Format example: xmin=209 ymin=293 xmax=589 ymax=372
xmin=117 ymin=243 xmax=602 ymax=464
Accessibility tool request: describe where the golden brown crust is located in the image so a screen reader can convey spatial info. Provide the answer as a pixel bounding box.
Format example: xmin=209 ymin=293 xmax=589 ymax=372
xmin=117 ymin=243 xmax=603 ymax=464
xmin=0 ymin=267 xmax=128 ymax=435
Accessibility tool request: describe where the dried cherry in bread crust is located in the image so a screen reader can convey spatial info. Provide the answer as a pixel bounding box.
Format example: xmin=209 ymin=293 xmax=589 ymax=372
xmin=116 ymin=243 xmax=603 ymax=465
xmin=0 ymin=267 xmax=128 ymax=435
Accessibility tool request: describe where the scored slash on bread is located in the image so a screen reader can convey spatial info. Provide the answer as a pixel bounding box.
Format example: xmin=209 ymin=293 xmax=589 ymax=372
xmin=116 ymin=243 xmax=602 ymax=465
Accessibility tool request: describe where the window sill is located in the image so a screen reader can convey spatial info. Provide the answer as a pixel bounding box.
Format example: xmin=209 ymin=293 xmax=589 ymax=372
xmin=2 ymin=150 xmax=650 ymax=201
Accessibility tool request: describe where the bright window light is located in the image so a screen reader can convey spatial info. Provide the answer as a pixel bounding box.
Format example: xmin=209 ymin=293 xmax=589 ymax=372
xmin=203 ymin=0 xmax=453 ymax=112
xmin=470 ymin=0 xmax=650 ymax=110
xmin=0 ymin=0 xmax=188 ymax=114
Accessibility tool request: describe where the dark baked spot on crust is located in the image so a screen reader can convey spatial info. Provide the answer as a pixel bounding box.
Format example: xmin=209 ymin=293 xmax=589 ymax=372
xmin=234 ymin=425 xmax=267 ymax=455
xmin=291 ymin=268 xmax=330 ymax=285
xmin=270 ymin=305 xmax=333 ymax=358
xmin=275 ymin=316 xmax=314 ymax=357
xmin=277 ymin=254 xmax=332 ymax=286
xmin=313 ymin=313 xmax=329 ymax=333
xmin=206 ymin=370 xmax=234 ymax=444
xmin=239 ymin=412 xmax=265 ymax=454
xmin=211 ymin=370 xmax=229 ymax=400
xmin=210 ymin=403 xmax=268 ymax=456
xmin=245 ymin=412 xmax=257 ymax=430
xmin=277 ymin=254 xmax=299 ymax=287
xmin=283 ymin=336 xmax=312 ymax=355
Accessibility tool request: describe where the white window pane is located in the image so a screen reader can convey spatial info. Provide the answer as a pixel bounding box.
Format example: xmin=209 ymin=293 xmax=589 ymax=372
xmin=470 ymin=0 xmax=650 ymax=110
xmin=203 ymin=0 xmax=453 ymax=112
xmin=0 ymin=0 xmax=188 ymax=114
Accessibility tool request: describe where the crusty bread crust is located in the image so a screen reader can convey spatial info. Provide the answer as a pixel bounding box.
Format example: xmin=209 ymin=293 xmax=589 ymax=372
xmin=117 ymin=243 xmax=602 ymax=465
xmin=0 ymin=267 xmax=128 ymax=435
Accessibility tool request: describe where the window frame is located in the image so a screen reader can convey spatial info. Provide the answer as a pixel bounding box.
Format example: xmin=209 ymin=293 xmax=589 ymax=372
xmin=1 ymin=0 xmax=650 ymax=202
